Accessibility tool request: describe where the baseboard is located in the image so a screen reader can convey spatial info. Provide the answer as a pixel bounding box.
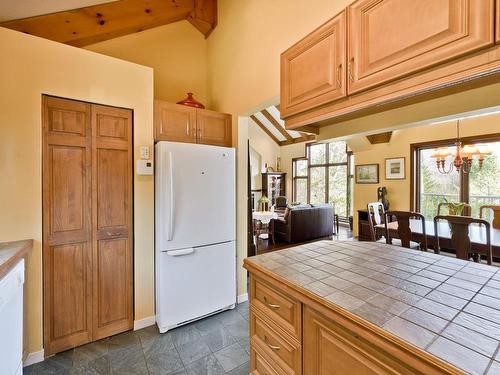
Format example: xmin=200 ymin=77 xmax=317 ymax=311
xmin=237 ymin=293 xmax=248 ymax=303
xmin=134 ymin=315 xmax=156 ymax=331
xmin=24 ymin=349 xmax=44 ymax=367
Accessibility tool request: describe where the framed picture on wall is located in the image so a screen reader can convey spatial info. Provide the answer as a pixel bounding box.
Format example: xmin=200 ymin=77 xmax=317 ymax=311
xmin=385 ymin=157 xmax=405 ymax=180
xmin=355 ymin=164 xmax=379 ymax=184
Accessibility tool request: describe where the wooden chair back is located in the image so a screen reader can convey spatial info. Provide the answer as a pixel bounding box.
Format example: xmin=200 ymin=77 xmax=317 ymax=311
xmin=437 ymin=202 xmax=472 ymax=216
xmin=384 ymin=211 xmax=427 ymax=250
xmin=367 ymin=202 xmax=385 ymax=241
xmin=480 ymin=205 xmax=500 ymax=229
xmin=433 ymin=215 xmax=492 ymax=265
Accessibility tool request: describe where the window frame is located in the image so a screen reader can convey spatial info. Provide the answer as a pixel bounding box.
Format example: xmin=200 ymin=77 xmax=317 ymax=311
xmin=410 ymin=132 xmax=500 ymax=213
xmin=291 ymin=142 xmax=353 ymax=219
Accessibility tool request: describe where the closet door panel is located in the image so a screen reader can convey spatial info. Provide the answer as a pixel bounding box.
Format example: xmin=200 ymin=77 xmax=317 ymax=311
xmin=43 ymin=96 xmax=92 ymax=356
xmin=92 ymin=104 xmax=133 ymax=340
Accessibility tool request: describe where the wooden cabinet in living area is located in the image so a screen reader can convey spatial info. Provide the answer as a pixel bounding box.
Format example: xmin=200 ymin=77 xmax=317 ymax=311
xmin=154 ymin=100 xmax=232 ymax=147
xmin=347 ymin=0 xmax=494 ymax=94
xmin=280 ymin=10 xmax=346 ymax=119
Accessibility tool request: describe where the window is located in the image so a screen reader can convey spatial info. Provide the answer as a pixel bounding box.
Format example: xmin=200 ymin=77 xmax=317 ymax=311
xmin=292 ymin=142 xmax=353 ymax=219
xmin=412 ymin=136 xmax=500 ymax=220
xmin=292 ymin=158 xmax=308 ymax=204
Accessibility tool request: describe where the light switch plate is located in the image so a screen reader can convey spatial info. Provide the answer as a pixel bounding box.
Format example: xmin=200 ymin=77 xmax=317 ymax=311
xmin=140 ymin=146 xmax=150 ymax=160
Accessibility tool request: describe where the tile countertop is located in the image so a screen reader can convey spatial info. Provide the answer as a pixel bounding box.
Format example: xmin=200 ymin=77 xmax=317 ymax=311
xmin=245 ymin=240 xmax=500 ymax=375
xmin=0 ymin=239 xmax=33 ymax=279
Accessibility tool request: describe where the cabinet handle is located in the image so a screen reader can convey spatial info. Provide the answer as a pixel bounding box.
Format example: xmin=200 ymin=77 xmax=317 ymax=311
xmin=336 ymin=63 xmax=342 ymax=89
xmin=264 ymin=335 xmax=280 ymax=351
xmin=106 ymin=231 xmax=121 ymax=237
xmin=263 ymin=296 xmax=280 ymax=309
xmin=348 ymin=57 xmax=355 ymax=82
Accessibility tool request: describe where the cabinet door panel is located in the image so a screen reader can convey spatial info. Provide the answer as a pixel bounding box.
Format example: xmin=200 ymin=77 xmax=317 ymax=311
xmin=348 ymin=0 xmax=494 ymax=94
xmin=43 ymin=96 xmax=92 ymax=355
xmin=281 ymin=11 xmax=346 ymax=118
xmin=155 ymin=100 xmax=196 ymax=143
xmin=304 ymin=307 xmax=409 ymax=374
xmin=497 ymin=0 xmax=500 ymax=43
xmin=196 ymin=109 xmax=232 ymax=147
xmin=92 ymin=105 xmax=133 ymax=340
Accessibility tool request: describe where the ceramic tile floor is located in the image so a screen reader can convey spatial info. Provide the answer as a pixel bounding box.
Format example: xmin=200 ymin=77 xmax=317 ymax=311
xmin=25 ymin=301 xmax=250 ymax=375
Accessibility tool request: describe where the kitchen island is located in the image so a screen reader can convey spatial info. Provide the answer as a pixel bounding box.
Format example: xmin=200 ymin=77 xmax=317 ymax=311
xmin=243 ymin=240 xmax=500 ymax=375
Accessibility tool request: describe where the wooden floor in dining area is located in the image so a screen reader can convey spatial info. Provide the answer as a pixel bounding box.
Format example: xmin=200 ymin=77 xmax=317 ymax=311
xmin=255 ymin=225 xmax=353 ymax=254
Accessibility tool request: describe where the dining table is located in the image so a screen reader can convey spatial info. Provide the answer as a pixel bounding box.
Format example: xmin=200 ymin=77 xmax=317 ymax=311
xmin=375 ymin=219 xmax=500 ymax=258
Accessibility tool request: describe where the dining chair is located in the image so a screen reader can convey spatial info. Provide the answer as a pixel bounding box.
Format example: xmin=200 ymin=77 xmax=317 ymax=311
xmin=433 ymin=215 xmax=492 ymax=265
xmin=384 ymin=211 xmax=427 ymax=251
xmin=480 ymin=205 xmax=500 ymax=229
xmin=367 ymin=202 xmax=385 ymax=242
xmin=437 ymin=202 xmax=472 ymax=216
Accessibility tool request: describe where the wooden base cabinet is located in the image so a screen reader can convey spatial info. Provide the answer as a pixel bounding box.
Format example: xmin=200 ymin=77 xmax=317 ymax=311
xmin=43 ymin=96 xmax=133 ymax=356
xmin=247 ymin=272 xmax=463 ymax=375
xmin=154 ymin=100 xmax=232 ymax=147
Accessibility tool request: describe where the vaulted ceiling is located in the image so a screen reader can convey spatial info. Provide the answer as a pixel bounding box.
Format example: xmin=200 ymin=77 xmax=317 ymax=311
xmin=0 ymin=0 xmax=217 ymax=47
xmin=250 ymin=106 xmax=316 ymax=146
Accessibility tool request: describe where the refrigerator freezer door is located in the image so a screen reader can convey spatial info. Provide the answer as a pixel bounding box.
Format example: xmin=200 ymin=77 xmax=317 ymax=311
xmin=156 ymin=241 xmax=236 ymax=332
xmin=156 ymin=142 xmax=235 ymax=251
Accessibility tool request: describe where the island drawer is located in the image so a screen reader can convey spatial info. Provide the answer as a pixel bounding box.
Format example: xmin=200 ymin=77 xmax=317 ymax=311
xmin=251 ymin=339 xmax=285 ymax=375
xmin=251 ymin=277 xmax=301 ymax=339
xmin=251 ymin=308 xmax=301 ymax=374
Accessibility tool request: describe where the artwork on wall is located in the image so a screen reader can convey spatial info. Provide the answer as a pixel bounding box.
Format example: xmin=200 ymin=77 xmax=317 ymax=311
xmin=355 ymin=164 xmax=379 ymax=184
xmin=385 ymin=157 xmax=405 ymax=180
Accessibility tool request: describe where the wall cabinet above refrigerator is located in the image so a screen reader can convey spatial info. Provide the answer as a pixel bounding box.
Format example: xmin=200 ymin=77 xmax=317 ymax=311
xmin=154 ymin=100 xmax=232 ymax=147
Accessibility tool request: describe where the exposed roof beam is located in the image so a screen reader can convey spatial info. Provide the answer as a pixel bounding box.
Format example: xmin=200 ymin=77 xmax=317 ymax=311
xmin=250 ymin=115 xmax=281 ymax=146
xmin=261 ymin=109 xmax=293 ymax=142
xmin=187 ymin=0 xmax=217 ymax=38
xmin=291 ymin=124 xmax=320 ymax=135
xmin=0 ymin=0 xmax=217 ymax=47
xmin=366 ymin=131 xmax=392 ymax=144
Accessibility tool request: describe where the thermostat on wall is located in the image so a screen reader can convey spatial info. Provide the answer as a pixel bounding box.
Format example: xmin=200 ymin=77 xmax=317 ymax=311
xmin=137 ymin=159 xmax=153 ymax=175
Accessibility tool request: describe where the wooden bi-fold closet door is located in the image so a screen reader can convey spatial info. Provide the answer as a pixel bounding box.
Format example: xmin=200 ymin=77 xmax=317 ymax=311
xmin=42 ymin=96 xmax=133 ymax=356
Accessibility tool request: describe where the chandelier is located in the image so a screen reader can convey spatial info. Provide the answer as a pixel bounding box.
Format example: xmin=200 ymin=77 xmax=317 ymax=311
xmin=430 ymin=120 xmax=492 ymax=174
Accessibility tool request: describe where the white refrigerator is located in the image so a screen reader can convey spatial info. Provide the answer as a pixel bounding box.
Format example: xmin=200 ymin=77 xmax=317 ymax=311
xmin=155 ymin=141 xmax=236 ymax=333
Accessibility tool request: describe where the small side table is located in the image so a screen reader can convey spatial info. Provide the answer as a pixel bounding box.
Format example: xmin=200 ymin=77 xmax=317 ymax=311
xmin=252 ymin=211 xmax=278 ymax=253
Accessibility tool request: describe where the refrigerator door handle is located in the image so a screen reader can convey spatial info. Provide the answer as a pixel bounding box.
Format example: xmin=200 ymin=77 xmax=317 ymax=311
xmin=168 ymin=151 xmax=174 ymax=241
xmin=166 ymin=248 xmax=194 ymax=257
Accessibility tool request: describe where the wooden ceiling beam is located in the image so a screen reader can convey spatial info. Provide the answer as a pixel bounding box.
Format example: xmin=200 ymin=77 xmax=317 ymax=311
xmin=187 ymin=0 xmax=217 ymax=38
xmin=250 ymin=115 xmax=282 ymax=146
xmin=291 ymin=124 xmax=320 ymax=135
xmin=366 ymin=131 xmax=393 ymax=144
xmin=0 ymin=0 xmax=217 ymax=47
xmin=261 ymin=109 xmax=293 ymax=142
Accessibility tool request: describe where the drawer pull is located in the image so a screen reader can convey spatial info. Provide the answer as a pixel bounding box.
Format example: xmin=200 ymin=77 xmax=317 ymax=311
xmin=263 ymin=296 xmax=280 ymax=309
xmin=264 ymin=335 xmax=280 ymax=351
xmin=336 ymin=63 xmax=342 ymax=89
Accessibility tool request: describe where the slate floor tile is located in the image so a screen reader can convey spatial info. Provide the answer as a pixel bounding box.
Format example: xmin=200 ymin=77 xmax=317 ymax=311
xmin=177 ymin=338 xmax=212 ymax=366
xmin=145 ymin=348 xmax=184 ymax=375
xmin=185 ymin=354 xmax=225 ymax=375
xmin=213 ymin=343 xmax=249 ymax=372
xmin=202 ymin=326 xmax=238 ymax=352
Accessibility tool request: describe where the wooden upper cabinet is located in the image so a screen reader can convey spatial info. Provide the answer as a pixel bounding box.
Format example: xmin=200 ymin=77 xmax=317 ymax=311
xmin=154 ymin=100 xmax=232 ymax=147
xmin=281 ymin=11 xmax=346 ymax=118
xmin=196 ymin=109 xmax=232 ymax=147
xmin=154 ymin=100 xmax=196 ymax=143
xmin=496 ymin=0 xmax=500 ymax=42
xmin=347 ymin=0 xmax=495 ymax=94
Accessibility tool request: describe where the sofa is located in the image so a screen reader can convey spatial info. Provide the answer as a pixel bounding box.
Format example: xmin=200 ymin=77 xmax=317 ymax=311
xmin=273 ymin=203 xmax=334 ymax=243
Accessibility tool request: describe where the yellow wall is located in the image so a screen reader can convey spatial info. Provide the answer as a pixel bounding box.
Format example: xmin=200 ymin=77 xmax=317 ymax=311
xmin=248 ymin=118 xmax=281 ymax=178
xmin=85 ymin=20 xmax=208 ymax=105
xmin=350 ymin=115 xmax=500 ymax=235
xmin=0 ymin=27 xmax=154 ymax=355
